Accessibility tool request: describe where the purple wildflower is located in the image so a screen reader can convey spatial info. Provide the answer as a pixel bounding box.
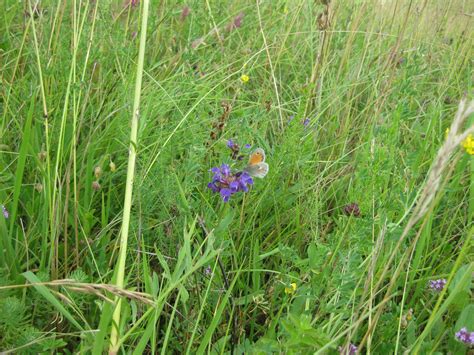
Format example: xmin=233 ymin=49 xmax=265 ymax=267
xmin=428 ymin=279 xmax=447 ymax=292
xmin=343 ymin=203 xmax=361 ymax=217
xmin=226 ymin=12 xmax=244 ymax=31
xmin=204 ymin=265 xmax=212 ymax=276
xmin=207 ymin=164 xmax=254 ymax=202
xmin=227 ymin=139 xmax=246 ymax=160
xmin=236 ymin=172 xmax=253 ymax=192
xmin=234 ymin=12 xmax=244 ymax=28
xmin=244 ymin=144 xmax=251 ymax=149
xmin=339 ymin=343 xmax=357 ymax=354
xmin=227 ymin=139 xmax=236 ymax=149
xmin=124 ymin=0 xmax=139 ymax=8
xmin=1 ymin=205 xmax=8 ymax=219
xmin=180 ymin=6 xmax=190 ymax=21
xmin=455 ymin=327 xmax=474 ymax=346
xmin=288 ymin=115 xmax=295 ymax=123
xmin=221 ymin=164 xmax=230 ymax=176
xmin=303 ymin=117 xmax=310 ymax=127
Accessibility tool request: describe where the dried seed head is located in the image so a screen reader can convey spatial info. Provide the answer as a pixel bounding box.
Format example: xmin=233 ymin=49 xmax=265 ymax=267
xmin=34 ymin=183 xmax=43 ymax=193
xmin=265 ymin=100 xmax=272 ymax=112
xmin=92 ymin=181 xmax=101 ymax=191
xmin=191 ymin=37 xmax=205 ymax=49
xmin=38 ymin=151 xmax=47 ymax=161
xmin=94 ymin=166 xmax=102 ymax=179
xmin=109 ymin=161 xmax=116 ymax=172
xmin=317 ymin=11 xmax=329 ymax=30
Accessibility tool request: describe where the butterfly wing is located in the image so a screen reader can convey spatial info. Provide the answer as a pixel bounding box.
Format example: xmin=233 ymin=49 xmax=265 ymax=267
xmin=245 ymin=148 xmax=268 ymax=178
xmin=248 ymin=148 xmax=266 ymax=165
xmin=245 ymin=162 xmax=269 ymax=178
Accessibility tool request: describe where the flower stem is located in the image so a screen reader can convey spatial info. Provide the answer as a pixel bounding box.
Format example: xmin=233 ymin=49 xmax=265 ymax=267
xmin=109 ymin=0 xmax=150 ymax=353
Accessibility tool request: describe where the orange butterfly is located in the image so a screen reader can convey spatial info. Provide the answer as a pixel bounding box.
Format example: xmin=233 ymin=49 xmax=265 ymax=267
xmin=244 ymin=148 xmax=269 ymax=178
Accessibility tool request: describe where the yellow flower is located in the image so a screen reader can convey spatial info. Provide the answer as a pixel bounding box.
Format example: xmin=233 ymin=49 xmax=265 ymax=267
xmin=461 ymin=134 xmax=474 ymax=155
xmin=445 ymin=129 xmax=474 ymax=155
xmin=240 ymin=74 xmax=250 ymax=83
xmin=401 ymin=308 xmax=413 ymax=328
xmin=284 ymin=282 xmax=297 ymax=295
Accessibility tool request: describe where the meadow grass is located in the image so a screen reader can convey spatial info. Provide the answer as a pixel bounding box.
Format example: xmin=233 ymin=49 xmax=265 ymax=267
xmin=1 ymin=0 xmax=473 ymax=353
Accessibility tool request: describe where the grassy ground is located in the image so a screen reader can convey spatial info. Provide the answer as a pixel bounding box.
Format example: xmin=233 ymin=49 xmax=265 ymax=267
xmin=1 ymin=0 xmax=473 ymax=353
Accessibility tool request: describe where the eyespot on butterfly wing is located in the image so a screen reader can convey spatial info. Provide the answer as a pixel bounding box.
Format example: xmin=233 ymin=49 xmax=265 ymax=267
xmin=248 ymin=148 xmax=266 ymax=165
xmin=245 ymin=148 xmax=268 ymax=178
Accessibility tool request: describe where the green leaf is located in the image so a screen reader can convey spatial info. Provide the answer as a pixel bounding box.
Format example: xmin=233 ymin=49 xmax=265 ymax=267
xmin=280 ymin=314 xmax=331 ymax=350
xmin=22 ymin=271 xmax=85 ymax=332
xmin=449 ymin=264 xmax=473 ymax=294
xmin=215 ymin=209 xmax=235 ymax=237
xmin=455 ymin=304 xmax=474 ymax=331
xmin=196 ymin=268 xmax=241 ymax=354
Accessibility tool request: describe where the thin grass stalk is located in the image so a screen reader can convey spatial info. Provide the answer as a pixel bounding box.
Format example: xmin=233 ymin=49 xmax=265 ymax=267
xmin=72 ymin=0 xmax=99 ymax=268
xmin=28 ymin=0 xmax=48 ymax=118
xmin=109 ymin=0 xmax=150 ymax=352
xmin=49 ymin=0 xmax=89 ymax=277
xmin=27 ymin=0 xmax=54 ymax=271
xmin=0 ymin=18 xmax=30 ymax=136
xmin=256 ymin=0 xmax=283 ymax=130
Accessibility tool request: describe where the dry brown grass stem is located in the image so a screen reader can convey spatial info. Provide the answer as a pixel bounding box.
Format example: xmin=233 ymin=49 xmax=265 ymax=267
xmin=1 ymin=279 xmax=155 ymax=306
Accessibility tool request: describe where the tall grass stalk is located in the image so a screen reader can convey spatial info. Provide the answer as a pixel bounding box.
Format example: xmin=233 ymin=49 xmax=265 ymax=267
xmin=27 ymin=0 xmax=54 ymax=273
xmin=109 ymin=0 xmax=150 ymax=352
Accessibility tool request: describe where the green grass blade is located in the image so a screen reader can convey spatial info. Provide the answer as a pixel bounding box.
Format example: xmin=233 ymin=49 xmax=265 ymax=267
xmin=5 ymin=95 xmax=36 ymax=274
xmin=22 ymin=271 xmax=85 ymax=332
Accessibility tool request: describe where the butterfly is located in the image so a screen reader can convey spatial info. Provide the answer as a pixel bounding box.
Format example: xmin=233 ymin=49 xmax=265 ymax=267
xmin=244 ymin=148 xmax=269 ymax=178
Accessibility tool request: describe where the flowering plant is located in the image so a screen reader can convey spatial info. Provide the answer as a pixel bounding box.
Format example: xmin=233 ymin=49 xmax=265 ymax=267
xmin=207 ymin=164 xmax=254 ymax=202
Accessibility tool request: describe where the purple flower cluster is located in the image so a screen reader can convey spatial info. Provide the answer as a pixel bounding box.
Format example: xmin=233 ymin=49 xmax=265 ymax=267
xmin=204 ymin=265 xmax=212 ymax=276
xmin=428 ymin=279 xmax=447 ymax=292
xmin=1 ymin=205 xmax=8 ymax=219
xmin=338 ymin=343 xmax=357 ymax=354
xmin=124 ymin=0 xmax=139 ymax=8
xmin=455 ymin=327 xmax=474 ymax=346
xmin=207 ymin=164 xmax=253 ymax=202
xmin=227 ymin=139 xmax=251 ymax=160
xmin=303 ymin=117 xmax=310 ymax=127
xmin=226 ymin=12 xmax=244 ymax=31
xmin=343 ymin=202 xmax=361 ymax=217
xmin=227 ymin=139 xmax=250 ymax=150
xmin=180 ymin=6 xmax=190 ymax=21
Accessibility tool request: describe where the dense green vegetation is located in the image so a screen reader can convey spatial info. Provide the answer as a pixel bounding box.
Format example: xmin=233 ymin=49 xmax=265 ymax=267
xmin=1 ymin=0 xmax=473 ymax=353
